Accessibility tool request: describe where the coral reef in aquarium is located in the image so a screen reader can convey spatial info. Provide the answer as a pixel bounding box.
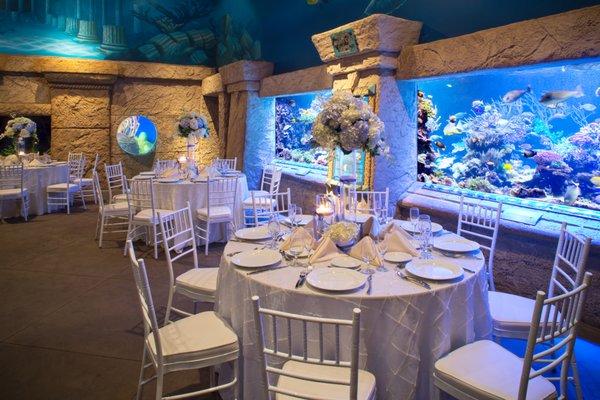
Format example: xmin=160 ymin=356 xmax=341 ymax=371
xmin=416 ymin=61 xmax=600 ymax=211
xmin=275 ymin=94 xmax=331 ymax=169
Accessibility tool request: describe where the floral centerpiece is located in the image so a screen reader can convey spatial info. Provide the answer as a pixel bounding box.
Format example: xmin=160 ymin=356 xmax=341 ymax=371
xmin=176 ymin=111 xmax=209 ymax=162
xmin=311 ymin=91 xmax=387 ymax=156
xmin=1 ymin=116 xmax=38 ymax=155
xmin=323 ymin=221 xmax=359 ymax=248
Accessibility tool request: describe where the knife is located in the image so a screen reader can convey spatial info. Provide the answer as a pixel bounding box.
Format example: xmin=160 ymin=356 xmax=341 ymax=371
xmin=247 ymin=266 xmax=285 ymax=275
xmin=366 ymin=274 xmax=373 ymax=295
xmin=295 ymin=270 xmax=308 ymax=288
xmin=396 ymin=270 xmax=431 ymax=290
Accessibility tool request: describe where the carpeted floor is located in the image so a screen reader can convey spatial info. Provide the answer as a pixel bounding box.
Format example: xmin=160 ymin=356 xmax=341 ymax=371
xmin=0 ymin=206 xmax=598 ymax=399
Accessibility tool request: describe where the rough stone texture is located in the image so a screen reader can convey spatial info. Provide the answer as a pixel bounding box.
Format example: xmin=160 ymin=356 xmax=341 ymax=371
xmin=0 ymin=54 xmax=214 ymax=81
xmin=0 ymin=75 xmax=50 ymax=104
xmin=280 ymin=174 xmax=327 ymax=215
xmin=51 ymin=128 xmax=110 ymax=168
xmin=0 ymin=103 xmax=51 ymax=116
xmin=226 ymin=91 xmax=250 ymax=168
xmin=51 ymin=88 xmax=111 ymax=129
xmin=243 ymin=96 xmax=275 ymax=191
xmin=397 ymin=5 xmax=600 ymax=79
xmin=312 ymin=14 xmax=422 ymax=63
xmin=202 ymin=73 xmax=223 ymax=95
xmin=260 ymin=65 xmax=333 ymax=97
xmin=219 ymin=60 xmax=274 ymax=85
xmin=226 ymin=81 xmax=261 ymax=93
xmin=326 ymin=52 xmax=398 ymax=76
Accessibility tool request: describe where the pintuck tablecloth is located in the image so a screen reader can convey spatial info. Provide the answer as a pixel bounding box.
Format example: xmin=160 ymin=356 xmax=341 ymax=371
xmin=2 ymin=163 xmax=70 ymax=218
xmin=153 ymin=175 xmax=249 ymax=243
xmin=215 ymin=232 xmax=492 ymax=400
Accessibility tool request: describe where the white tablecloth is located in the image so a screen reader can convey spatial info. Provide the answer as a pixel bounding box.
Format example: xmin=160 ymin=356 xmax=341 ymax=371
xmin=153 ymin=175 xmax=249 ymax=243
xmin=2 ymin=164 xmax=69 ymax=218
xmin=215 ymin=232 xmax=492 ymax=399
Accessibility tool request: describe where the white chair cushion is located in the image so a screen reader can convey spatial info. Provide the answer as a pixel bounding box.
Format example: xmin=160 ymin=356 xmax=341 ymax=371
xmin=242 ymin=196 xmax=276 ymax=207
xmin=196 ymin=205 xmax=232 ymax=219
xmin=133 ymin=209 xmax=173 ymax=224
xmin=176 ymin=267 xmax=218 ymax=298
xmin=434 ymin=340 xmax=556 ymax=400
xmin=112 ymin=193 xmax=128 ymax=203
xmin=0 ymin=188 xmax=27 ymax=199
xmin=276 ymin=360 xmax=376 ymax=400
xmin=47 ymin=183 xmax=80 ymax=192
xmin=100 ymin=202 xmax=130 ymax=216
xmin=489 ymin=291 xmax=537 ymax=336
xmin=147 ymin=311 xmax=238 ymax=364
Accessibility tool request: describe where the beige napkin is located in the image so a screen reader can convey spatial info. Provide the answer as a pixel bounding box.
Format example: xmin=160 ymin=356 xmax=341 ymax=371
xmin=378 ymin=221 xmax=412 ymax=240
xmin=199 ymin=166 xmax=222 ymax=178
xmin=383 ymin=230 xmax=419 ymax=257
xmin=348 ymin=236 xmax=383 ymax=267
xmin=27 ymin=159 xmax=46 ymax=167
xmin=361 ymin=216 xmax=380 ymax=239
xmin=279 ymin=227 xmax=316 ymax=252
xmin=160 ymin=167 xmax=181 ymax=179
xmin=309 ymin=237 xmax=342 ymax=264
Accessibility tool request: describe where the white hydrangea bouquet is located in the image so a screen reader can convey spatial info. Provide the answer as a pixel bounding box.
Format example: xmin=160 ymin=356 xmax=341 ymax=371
xmin=1 ymin=116 xmax=38 ymax=154
xmin=176 ymin=111 xmax=209 ymax=139
xmin=323 ymin=221 xmax=359 ymax=247
xmin=312 ymin=91 xmax=388 ymax=155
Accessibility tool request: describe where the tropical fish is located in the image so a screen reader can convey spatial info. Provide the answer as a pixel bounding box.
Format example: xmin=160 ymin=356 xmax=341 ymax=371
xmin=437 ymin=156 xmax=455 ymax=170
xmin=430 ymin=135 xmax=442 ymax=141
xmin=564 ymin=182 xmax=581 ymax=204
xmin=434 ymin=141 xmax=446 ymax=150
xmin=580 ymin=103 xmax=597 ymax=112
xmin=417 ymin=153 xmax=427 ymax=164
xmin=549 ymin=113 xmax=567 ymax=121
xmin=453 ymin=112 xmax=467 ymax=120
xmin=502 ymin=163 xmax=513 ymax=172
xmin=485 ymin=161 xmax=495 ymax=169
xmin=502 ymin=86 xmax=531 ymax=103
xmin=523 ymin=149 xmax=537 ymax=158
xmin=446 ymin=83 xmax=453 ymax=88
xmin=539 ymin=85 xmax=584 ymax=108
xmin=448 ymin=115 xmax=457 ymax=123
xmin=364 ymin=0 xmax=408 ymax=14
xmin=591 ymin=176 xmax=600 ymax=187
xmin=443 ymin=121 xmax=462 ymax=136
xmin=451 ymin=142 xmax=466 ymax=154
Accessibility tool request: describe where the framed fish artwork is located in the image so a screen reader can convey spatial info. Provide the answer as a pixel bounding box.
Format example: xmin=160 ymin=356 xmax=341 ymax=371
xmin=330 ymin=29 xmax=359 ymax=58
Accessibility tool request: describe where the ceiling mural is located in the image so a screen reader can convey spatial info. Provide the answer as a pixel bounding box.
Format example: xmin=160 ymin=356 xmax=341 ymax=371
xmin=0 ymin=0 xmax=596 ymax=72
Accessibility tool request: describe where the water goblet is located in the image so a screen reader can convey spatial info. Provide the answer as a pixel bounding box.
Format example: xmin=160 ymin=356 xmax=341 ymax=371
xmin=267 ymin=215 xmax=281 ymax=249
xmin=409 ymin=207 xmax=420 ymax=236
xmin=288 ymin=204 xmax=297 ymax=227
xmin=288 ymin=235 xmax=304 ymax=268
xmin=376 ymin=239 xmax=388 ymax=272
xmin=294 ymin=206 xmax=303 ymax=227
xmin=418 ymin=215 xmax=432 ymax=259
xmin=361 ymin=252 xmax=375 ymax=275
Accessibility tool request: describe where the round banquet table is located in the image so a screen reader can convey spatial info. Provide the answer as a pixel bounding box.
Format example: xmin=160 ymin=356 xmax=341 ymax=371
xmin=215 ymin=231 xmax=492 ymax=400
xmin=152 ymin=175 xmax=249 ymax=244
xmin=2 ymin=163 xmax=69 ymax=218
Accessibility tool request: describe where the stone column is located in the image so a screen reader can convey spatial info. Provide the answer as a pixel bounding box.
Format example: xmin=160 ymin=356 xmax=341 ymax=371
xmin=218 ymin=61 xmax=274 ymax=188
xmin=311 ymin=14 xmax=422 ymax=212
xmin=76 ymin=0 xmax=99 ymax=42
xmin=45 ymin=72 xmax=115 ymax=170
xmin=100 ymin=0 xmax=127 ymax=56
xmin=65 ymin=0 xmax=79 ymax=35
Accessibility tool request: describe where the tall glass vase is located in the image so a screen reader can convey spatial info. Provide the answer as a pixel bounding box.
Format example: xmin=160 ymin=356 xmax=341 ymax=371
xmin=336 ymin=148 xmax=358 ymax=221
xmin=186 ymin=135 xmax=197 ymax=165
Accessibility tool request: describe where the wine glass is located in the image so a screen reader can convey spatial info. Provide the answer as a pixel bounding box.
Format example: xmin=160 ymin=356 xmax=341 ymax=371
xmin=288 ymin=235 xmax=304 ymax=268
xmin=418 ymin=214 xmax=432 ymax=259
xmin=377 ymin=239 xmax=388 ymax=272
xmin=288 ymin=204 xmax=297 ymax=227
xmin=294 ymin=206 xmax=303 ymax=227
xmin=409 ymin=207 xmax=420 ymax=236
xmin=361 ymin=252 xmax=375 ymax=275
xmin=267 ymin=215 xmax=281 ymax=249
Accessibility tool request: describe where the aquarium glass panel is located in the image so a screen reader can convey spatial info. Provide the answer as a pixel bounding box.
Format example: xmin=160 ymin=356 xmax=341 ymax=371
xmin=274 ymin=92 xmax=331 ymax=175
xmin=117 ymin=115 xmax=157 ymax=156
xmin=412 ymin=59 xmax=600 ymax=215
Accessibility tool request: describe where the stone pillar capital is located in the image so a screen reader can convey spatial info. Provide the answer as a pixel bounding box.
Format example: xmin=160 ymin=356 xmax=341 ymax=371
xmin=44 ymin=72 xmax=117 ymax=90
xmin=218 ymin=60 xmax=274 ymax=91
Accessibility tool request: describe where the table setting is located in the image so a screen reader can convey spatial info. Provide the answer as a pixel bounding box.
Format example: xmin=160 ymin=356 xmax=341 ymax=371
xmin=215 ymin=207 xmax=493 ymax=399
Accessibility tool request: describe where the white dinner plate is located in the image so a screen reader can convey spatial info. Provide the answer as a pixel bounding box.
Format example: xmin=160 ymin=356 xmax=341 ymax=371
xmin=234 ymin=226 xmax=271 ymax=241
xmin=284 ymin=214 xmax=313 ymax=226
xmin=306 ymin=268 xmax=367 ymax=292
xmin=139 ymin=171 xmax=156 ymax=176
xmin=384 ymin=251 xmax=413 ymax=264
xmin=231 ymin=249 xmax=282 ymax=269
xmin=157 ymin=177 xmax=181 ymax=183
xmin=406 ymin=259 xmax=463 ymax=281
xmin=330 ymin=256 xmax=362 ymax=269
xmin=434 ymin=237 xmax=480 ymax=253
xmin=397 ymin=220 xmax=443 ymax=234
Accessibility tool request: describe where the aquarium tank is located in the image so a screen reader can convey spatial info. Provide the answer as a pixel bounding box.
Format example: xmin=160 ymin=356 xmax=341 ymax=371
xmin=274 ymin=92 xmax=331 ymax=176
xmin=411 ymin=58 xmax=600 ymax=215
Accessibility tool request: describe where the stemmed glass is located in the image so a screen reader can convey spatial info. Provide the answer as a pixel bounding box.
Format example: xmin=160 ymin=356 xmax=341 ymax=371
xmin=267 ymin=215 xmax=281 ymax=249
xmin=288 ymin=235 xmax=304 ymax=268
xmin=376 ymin=239 xmax=388 ymax=272
xmin=418 ymin=214 xmax=432 ymax=259
xmin=288 ymin=204 xmax=297 ymax=227
xmin=409 ymin=207 xmax=420 ymax=236
xmin=361 ymin=252 xmax=375 ymax=275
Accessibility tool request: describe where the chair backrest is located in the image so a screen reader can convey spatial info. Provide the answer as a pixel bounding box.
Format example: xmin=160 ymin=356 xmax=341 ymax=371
xmin=158 ymin=203 xmax=198 ymax=284
xmin=252 ymin=296 xmax=362 ymax=400
xmin=154 ymin=159 xmax=178 ymax=175
xmin=68 ymin=154 xmax=85 ymax=182
xmin=0 ymin=164 xmax=25 ymax=191
xmin=213 ymin=157 xmax=237 ymax=171
xmin=126 ymin=241 xmax=163 ymax=364
xmin=261 ymin=164 xmax=283 ymax=194
xmin=548 ymin=222 xmax=591 ymax=298
xmin=129 ymin=178 xmax=156 ymax=212
xmin=457 ymin=195 xmax=502 ymax=290
xmin=205 ymin=177 xmax=238 ymax=218
xmin=90 ymin=153 xmax=99 ymax=175
xmin=247 ymin=188 xmax=291 ymax=227
xmin=92 ymin=171 xmax=105 ymax=208
xmin=67 ymin=152 xmax=83 ymax=164
xmin=519 ymin=272 xmax=592 ymax=400
xmin=105 ymin=162 xmax=127 ymax=200
xmin=348 ymin=188 xmax=389 ymax=217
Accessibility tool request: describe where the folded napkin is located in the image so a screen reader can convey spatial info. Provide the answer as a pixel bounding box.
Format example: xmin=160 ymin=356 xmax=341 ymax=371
xmin=2 ymin=154 xmax=19 ymax=166
xmin=280 ymin=227 xmax=316 ymax=252
xmin=27 ymin=159 xmax=46 ymax=167
xmin=382 ymin=230 xmax=419 ymax=257
xmin=361 ymin=215 xmax=380 ymax=239
xmin=348 ymin=236 xmax=383 ymax=267
xmin=309 ymin=237 xmax=342 ymax=264
xmin=378 ymin=221 xmax=412 ymax=240
xmin=160 ymin=167 xmax=181 ymax=179
xmin=199 ymin=166 xmax=222 ymax=178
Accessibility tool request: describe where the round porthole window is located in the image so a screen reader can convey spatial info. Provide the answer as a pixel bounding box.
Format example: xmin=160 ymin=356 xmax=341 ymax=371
xmin=116 ymin=115 xmax=157 ymax=156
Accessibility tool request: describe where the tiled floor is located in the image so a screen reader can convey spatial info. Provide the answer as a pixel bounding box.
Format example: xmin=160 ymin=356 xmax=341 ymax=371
xmin=0 ymin=207 xmax=598 ymax=399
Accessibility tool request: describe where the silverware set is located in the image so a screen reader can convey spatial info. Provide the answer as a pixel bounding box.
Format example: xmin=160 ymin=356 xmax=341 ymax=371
xmin=396 ymin=268 xmax=432 ymax=290
xmin=295 ymin=270 xmax=308 ymax=288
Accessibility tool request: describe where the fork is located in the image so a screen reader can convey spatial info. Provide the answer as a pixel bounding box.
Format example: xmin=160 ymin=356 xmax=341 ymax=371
xmin=396 ymin=269 xmax=431 ymax=290
xmin=366 ymin=274 xmax=373 ymax=295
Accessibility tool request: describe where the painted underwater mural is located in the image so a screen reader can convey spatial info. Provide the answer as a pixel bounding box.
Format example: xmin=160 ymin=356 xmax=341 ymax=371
xmin=414 ymin=59 xmax=600 ymax=212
